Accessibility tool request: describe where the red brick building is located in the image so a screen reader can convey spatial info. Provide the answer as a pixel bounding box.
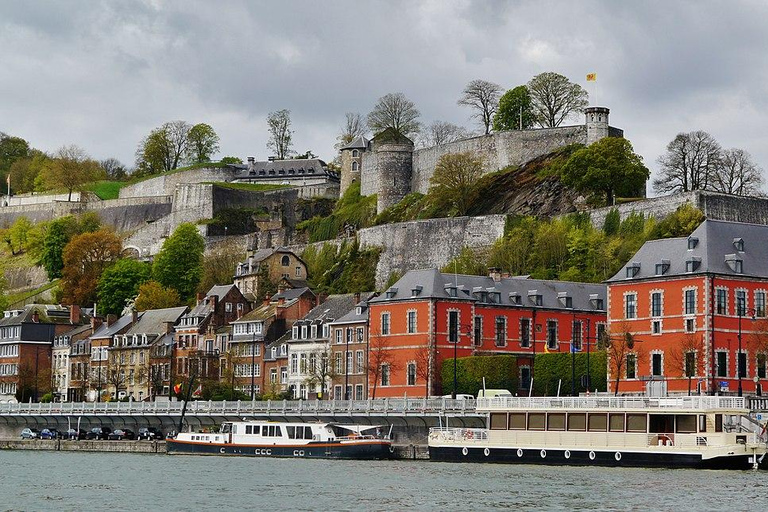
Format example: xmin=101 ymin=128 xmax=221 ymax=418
xmin=366 ymin=269 xmax=607 ymax=398
xmin=607 ymin=220 xmax=768 ymax=396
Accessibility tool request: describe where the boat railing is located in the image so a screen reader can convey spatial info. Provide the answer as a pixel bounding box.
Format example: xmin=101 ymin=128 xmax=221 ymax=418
xmin=428 ymin=427 xmax=488 ymax=443
xmin=478 ymin=396 xmax=747 ymax=411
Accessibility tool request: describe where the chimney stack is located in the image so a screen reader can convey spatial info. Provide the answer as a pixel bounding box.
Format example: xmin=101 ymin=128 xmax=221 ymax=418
xmin=354 ymin=292 xmax=361 ymax=304
xmin=164 ymin=321 xmax=175 ymax=334
xmin=132 ymin=309 xmax=139 ymax=325
xmin=69 ymin=304 xmax=81 ymax=324
xmin=90 ymin=316 xmax=103 ymax=334
xmin=488 ymin=267 xmax=502 ymax=283
xmin=196 ymin=292 xmax=205 ymax=305
xmin=247 ymin=156 xmax=255 ymax=169
xmin=106 ymin=314 xmax=117 ymax=327
xmin=278 ymin=297 xmax=286 ymax=306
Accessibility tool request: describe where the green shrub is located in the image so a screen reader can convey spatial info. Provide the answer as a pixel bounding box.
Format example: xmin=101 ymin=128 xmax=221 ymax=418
xmin=298 ymin=181 xmax=377 ymax=242
xmin=302 ymin=240 xmax=380 ymax=293
xmin=533 ymin=351 xmax=607 ymax=396
xmin=440 ymin=355 xmax=518 ymax=396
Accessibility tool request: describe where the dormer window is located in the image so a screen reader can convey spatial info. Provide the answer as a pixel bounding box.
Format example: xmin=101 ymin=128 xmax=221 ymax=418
xmin=558 ymin=292 xmax=573 ymax=308
xmin=655 ymin=260 xmax=670 ymax=276
xmin=528 ymin=291 xmax=543 ymax=306
xmin=411 ymin=285 xmax=423 ymax=297
xmin=489 ymin=292 xmax=501 ymax=304
xmin=725 ymin=254 xmax=743 ymax=273
xmin=509 ymin=292 xmax=521 ymax=305
xmin=385 ymin=287 xmax=398 ymax=299
xmin=355 ymin=306 xmax=363 ymax=316
xmin=445 ymin=286 xmax=458 ymax=298
xmin=686 ymin=257 xmax=701 ymax=273
xmin=625 ymin=263 xmax=640 ymax=278
xmin=733 ymin=238 xmax=744 ymax=252
xmin=589 ymin=294 xmax=604 ymax=310
xmin=688 ymin=237 xmax=699 ymax=250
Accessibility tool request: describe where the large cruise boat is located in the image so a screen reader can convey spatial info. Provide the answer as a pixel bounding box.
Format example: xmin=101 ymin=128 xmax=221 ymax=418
xmin=429 ymin=396 xmax=767 ymax=469
xmin=167 ymin=420 xmax=392 ymax=459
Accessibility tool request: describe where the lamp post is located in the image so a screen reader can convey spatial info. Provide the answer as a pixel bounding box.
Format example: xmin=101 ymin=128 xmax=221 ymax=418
xmin=344 ymin=328 xmax=350 ymax=400
xmin=452 ymin=329 xmax=458 ymax=400
xmin=251 ymin=329 xmax=256 ymax=400
xmin=736 ymin=300 xmax=756 ymax=398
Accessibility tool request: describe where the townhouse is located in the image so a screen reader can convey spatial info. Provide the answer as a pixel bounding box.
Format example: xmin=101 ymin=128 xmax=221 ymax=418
xmin=52 ymin=322 xmax=91 ymax=402
xmin=367 ymin=268 xmax=607 ymax=398
xmin=234 ymin=247 xmax=308 ymax=301
xmin=84 ymin=313 xmax=134 ymax=402
xmin=328 ymin=294 xmax=376 ymax=400
xmin=607 ymin=219 xmax=768 ymax=396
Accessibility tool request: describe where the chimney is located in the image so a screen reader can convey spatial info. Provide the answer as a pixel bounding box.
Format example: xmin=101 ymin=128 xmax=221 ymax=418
xmin=90 ymin=316 xmax=103 ymax=334
xmin=488 ymin=267 xmax=502 ymax=283
xmin=247 ymin=156 xmax=255 ymax=169
xmin=196 ymin=292 xmax=205 ymax=305
xmin=263 ymin=295 xmax=271 ymax=306
xmin=106 ymin=314 xmax=117 ymax=327
xmin=32 ymin=311 xmax=39 ymax=323
xmin=164 ymin=321 xmax=175 ymax=334
xmin=69 ymin=304 xmax=81 ymax=324
xmin=278 ymin=297 xmax=286 ymax=306
xmin=210 ymin=295 xmax=218 ymax=311
xmin=132 ymin=309 xmax=139 ymax=325
xmin=354 ymin=292 xmax=361 ymax=304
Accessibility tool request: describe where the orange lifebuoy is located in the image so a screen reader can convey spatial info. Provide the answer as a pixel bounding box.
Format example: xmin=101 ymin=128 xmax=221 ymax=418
xmin=466 ymin=430 xmax=474 ymax=440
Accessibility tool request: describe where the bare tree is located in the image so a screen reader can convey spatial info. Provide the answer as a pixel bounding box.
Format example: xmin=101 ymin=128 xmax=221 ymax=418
xmin=668 ymin=333 xmax=703 ymax=395
xmin=604 ymin=325 xmax=645 ymax=396
xmin=304 ymin=348 xmax=337 ymax=399
xmin=653 ymin=131 xmax=722 ymax=194
xmin=458 ymin=79 xmax=503 ymax=135
xmin=367 ymin=330 xmax=399 ymax=399
xmin=41 ymin=145 xmax=104 ymax=201
xmin=99 ymin=158 xmax=127 ymax=180
xmin=367 ymin=92 xmax=421 ymax=137
xmin=414 ymin=344 xmax=432 ymax=397
xmin=336 ymin=112 xmax=367 ymax=149
xmin=428 ymin=152 xmax=485 ymax=216
xmin=527 ymin=72 xmax=589 ymax=128
xmin=710 ymin=147 xmax=763 ymax=196
xmin=266 ymin=109 xmax=294 ymax=160
xmin=420 ymin=121 xmax=470 ymax=148
xmin=106 ymin=365 xmax=126 ymax=399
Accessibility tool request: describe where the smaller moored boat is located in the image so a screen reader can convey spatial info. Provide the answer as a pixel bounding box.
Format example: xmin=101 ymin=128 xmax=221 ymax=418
xmin=167 ymin=420 xmax=392 ymax=460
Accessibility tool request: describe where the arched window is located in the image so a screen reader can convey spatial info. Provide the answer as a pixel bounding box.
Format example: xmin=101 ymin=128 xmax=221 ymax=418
xmin=352 ymin=149 xmax=359 ymax=158
xmin=281 ymin=255 xmax=290 ymax=266
xmin=352 ymin=161 xmax=359 ymax=172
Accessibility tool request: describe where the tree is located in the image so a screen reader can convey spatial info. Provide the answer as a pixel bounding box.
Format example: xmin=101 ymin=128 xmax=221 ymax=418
xmin=420 ymin=121 xmax=469 ymax=148
xmin=97 ymin=259 xmax=152 ymax=316
xmin=135 ymin=120 xmax=192 ymax=175
xmin=134 ymin=280 xmax=182 ymax=311
xmin=367 ymin=92 xmax=421 ymax=137
xmin=40 ymin=145 xmax=104 ymax=201
xmin=527 ymin=72 xmax=589 ymax=127
xmin=668 ymin=334 xmax=703 ymax=396
xmin=493 ymin=86 xmax=535 ymax=131
xmin=266 ymin=109 xmax=294 ymax=160
xmin=458 ymin=79 xmax=503 ymax=135
xmin=152 ymin=223 xmax=205 ymax=300
xmin=106 ymin=364 xmax=126 ymax=398
xmin=367 ymin=331 xmax=399 ymax=399
xmin=304 ymin=348 xmax=337 ymax=399
xmin=428 ymin=152 xmax=484 ymax=215
xmin=653 ymin=131 xmax=722 ymax=194
xmin=8 ymin=151 xmax=49 ymax=194
xmin=38 ymin=214 xmax=101 ymax=280
xmin=0 ymin=133 xmax=30 ymax=188
xmin=2 ymin=216 xmax=32 ymax=255
xmin=0 ymin=274 xmax=9 ymax=312
xmin=604 ymin=326 xmax=645 ymax=396
xmin=220 ymin=156 xmax=242 ymax=164
xmin=710 ymin=148 xmax=763 ymax=196
xmin=560 ymin=137 xmax=650 ymax=205
xmin=336 ymin=112 xmax=367 ymax=149
xmin=61 ymin=229 xmax=122 ymax=306
xmin=186 ymin=123 xmax=220 ymax=164
xmin=415 ymin=344 xmax=432 ymax=397
xmin=199 ymin=240 xmax=243 ymax=292
xmin=100 ymin=158 xmax=127 ymax=180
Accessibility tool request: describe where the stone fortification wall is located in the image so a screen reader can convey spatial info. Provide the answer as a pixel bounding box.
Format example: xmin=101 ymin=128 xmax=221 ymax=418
xmin=410 ymin=125 xmax=586 ymax=194
xmin=118 ymin=167 xmax=240 ymax=199
xmin=1 ymin=191 xmax=97 ymax=206
xmin=588 ymin=191 xmax=768 ymax=228
xmin=358 ymin=215 xmax=508 ymax=288
xmin=212 ymin=186 xmax=300 ymax=228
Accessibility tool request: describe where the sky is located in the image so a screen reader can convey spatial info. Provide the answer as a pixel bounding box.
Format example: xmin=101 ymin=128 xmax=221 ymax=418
xmin=1 ymin=0 xmax=767 ymax=192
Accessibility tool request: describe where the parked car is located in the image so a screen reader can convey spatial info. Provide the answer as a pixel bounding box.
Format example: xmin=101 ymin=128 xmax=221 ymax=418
xmin=108 ymin=428 xmax=135 ymax=440
xmin=137 ymin=427 xmax=164 ymax=440
xmin=67 ymin=428 xmax=87 ymax=440
xmin=20 ymin=428 xmax=39 ymax=439
xmin=39 ymin=429 xmax=58 ymax=440
xmin=85 ymin=427 xmax=112 ymax=440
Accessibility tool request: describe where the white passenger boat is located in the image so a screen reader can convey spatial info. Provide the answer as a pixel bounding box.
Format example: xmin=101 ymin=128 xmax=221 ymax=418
xmin=167 ymin=421 xmax=392 ymax=459
xmin=428 ymin=396 xmax=768 ymax=469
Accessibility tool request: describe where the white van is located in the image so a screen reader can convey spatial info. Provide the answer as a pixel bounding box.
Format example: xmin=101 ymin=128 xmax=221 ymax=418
xmin=441 ymin=394 xmax=475 ymax=400
xmin=476 ymin=389 xmax=513 ymax=399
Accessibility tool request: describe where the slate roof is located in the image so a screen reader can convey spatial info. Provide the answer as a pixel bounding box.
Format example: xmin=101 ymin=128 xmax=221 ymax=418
xmin=295 ymin=294 xmax=361 ymax=325
xmin=607 ymin=219 xmax=768 ymax=282
xmin=0 ymin=304 xmax=76 ymax=327
xmin=232 ymin=303 xmax=277 ymax=324
xmin=339 ymin=135 xmax=369 ymax=151
xmin=371 ymin=268 xmax=606 ymax=312
xmin=230 ymin=158 xmax=335 ymax=180
xmin=58 ymin=323 xmax=92 ymax=339
xmin=125 ymin=307 xmax=188 ymax=336
xmin=330 ymin=294 xmax=378 ymax=325
xmin=89 ymin=313 xmax=136 ymax=341
xmin=273 ymin=287 xmax=314 ymax=303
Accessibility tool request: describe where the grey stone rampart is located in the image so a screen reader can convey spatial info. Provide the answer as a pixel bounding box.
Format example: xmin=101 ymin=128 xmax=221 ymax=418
xmin=118 ymin=167 xmax=240 ymax=199
xmin=358 ymin=215 xmax=508 ymax=287
xmin=588 ymin=192 xmax=699 ymax=227
xmin=410 ymin=126 xmax=586 ymax=194
xmin=212 ymin=186 xmax=300 ymax=228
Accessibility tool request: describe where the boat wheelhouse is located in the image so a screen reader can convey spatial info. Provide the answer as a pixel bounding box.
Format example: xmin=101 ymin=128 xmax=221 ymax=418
xmin=167 ymin=420 xmax=392 ymax=460
xmin=429 ymin=396 xmax=767 ymax=469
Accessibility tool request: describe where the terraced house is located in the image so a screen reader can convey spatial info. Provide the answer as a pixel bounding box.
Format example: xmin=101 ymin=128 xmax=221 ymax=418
xmin=367 ymin=269 xmax=607 ymax=398
xmin=608 ymin=220 xmax=768 ymax=396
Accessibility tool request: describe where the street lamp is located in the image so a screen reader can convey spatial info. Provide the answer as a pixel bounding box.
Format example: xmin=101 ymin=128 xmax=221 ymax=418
xmin=736 ymin=299 xmax=756 ymax=398
xmin=344 ymin=328 xmax=350 ymax=400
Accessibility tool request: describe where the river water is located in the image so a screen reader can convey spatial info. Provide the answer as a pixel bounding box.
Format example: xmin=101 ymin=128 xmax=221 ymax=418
xmin=2 ymin=451 xmax=766 ymax=511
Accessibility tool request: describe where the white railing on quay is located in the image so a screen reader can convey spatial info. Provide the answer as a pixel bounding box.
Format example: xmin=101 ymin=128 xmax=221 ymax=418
xmin=428 ymin=427 xmax=488 ymax=443
xmin=0 ymin=397 xmax=480 ymax=417
xmin=478 ymin=396 xmax=747 ymax=411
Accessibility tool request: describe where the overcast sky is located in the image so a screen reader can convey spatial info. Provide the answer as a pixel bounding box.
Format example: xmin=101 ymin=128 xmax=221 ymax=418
xmin=1 ymin=0 xmax=767 ymax=192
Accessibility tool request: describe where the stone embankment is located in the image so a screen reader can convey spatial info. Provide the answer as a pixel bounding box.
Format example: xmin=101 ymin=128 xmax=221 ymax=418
xmin=0 ymin=439 xmax=165 ymax=453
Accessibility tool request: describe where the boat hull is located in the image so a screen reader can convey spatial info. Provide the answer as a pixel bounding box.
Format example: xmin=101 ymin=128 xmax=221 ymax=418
xmin=429 ymin=445 xmax=757 ymax=470
xmin=167 ymin=439 xmax=392 ymax=460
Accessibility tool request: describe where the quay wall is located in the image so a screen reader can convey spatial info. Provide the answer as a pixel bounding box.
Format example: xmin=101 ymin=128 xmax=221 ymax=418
xmin=0 ymin=439 xmax=165 ymax=453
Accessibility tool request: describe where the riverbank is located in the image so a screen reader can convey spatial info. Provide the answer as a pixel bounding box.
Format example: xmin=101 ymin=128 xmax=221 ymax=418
xmin=0 ymin=438 xmax=427 ymax=458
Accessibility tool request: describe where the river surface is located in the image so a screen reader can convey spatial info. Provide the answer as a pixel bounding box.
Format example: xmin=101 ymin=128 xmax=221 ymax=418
xmin=1 ymin=451 xmax=766 ymax=511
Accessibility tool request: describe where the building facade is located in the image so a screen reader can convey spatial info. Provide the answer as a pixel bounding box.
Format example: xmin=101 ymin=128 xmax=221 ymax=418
xmin=366 ymin=269 xmax=607 ymax=398
xmin=328 ymin=296 xmax=375 ymax=400
xmin=607 ymin=220 xmax=768 ymax=396
xmin=234 ymin=248 xmax=307 ymax=301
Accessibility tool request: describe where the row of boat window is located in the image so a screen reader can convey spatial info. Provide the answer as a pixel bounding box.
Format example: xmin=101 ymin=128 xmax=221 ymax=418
xmin=489 ymin=412 xmax=716 ymax=434
xmin=240 ymin=424 xmax=314 ymax=439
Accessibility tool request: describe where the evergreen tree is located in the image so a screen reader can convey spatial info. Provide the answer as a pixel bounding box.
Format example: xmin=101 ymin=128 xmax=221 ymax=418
xmin=39 ymin=221 xmax=68 ymax=280
xmin=152 ymin=223 xmax=205 ymax=300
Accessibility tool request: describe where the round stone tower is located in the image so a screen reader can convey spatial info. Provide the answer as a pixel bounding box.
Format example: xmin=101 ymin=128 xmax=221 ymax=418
xmin=371 ymin=128 xmax=414 ymax=213
xmin=585 ymin=106 xmax=610 ymax=145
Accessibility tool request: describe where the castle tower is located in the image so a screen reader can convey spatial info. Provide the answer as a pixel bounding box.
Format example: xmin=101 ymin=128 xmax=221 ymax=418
xmin=339 ymin=136 xmax=369 ymax=196
xmin=370 ymin=128 xmax=414 ymax=213
xmin=585 ymin=106 xmax=610 ymax=145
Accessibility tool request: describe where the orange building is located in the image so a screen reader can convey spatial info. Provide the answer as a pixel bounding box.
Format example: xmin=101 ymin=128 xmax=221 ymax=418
xmin=366 ymin=269 xmax=607 ymax=398
xmin=607 ymin=220 xmax=768 ymax=396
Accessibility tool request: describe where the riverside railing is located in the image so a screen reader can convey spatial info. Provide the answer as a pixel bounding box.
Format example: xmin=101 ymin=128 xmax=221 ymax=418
xmin=478 ymin=396 xmax=747 ymax=411
xmin=0 ymin=398 xmax=481 ymax=417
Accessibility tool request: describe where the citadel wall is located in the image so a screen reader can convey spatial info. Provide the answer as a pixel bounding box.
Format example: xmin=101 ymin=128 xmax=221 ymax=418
xmin=118 ymin=167 xmax=240 ymax=199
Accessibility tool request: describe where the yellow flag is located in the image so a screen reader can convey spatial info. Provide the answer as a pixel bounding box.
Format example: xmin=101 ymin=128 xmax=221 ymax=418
xmin=586 ymin=73 xmax=597 ymax=82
